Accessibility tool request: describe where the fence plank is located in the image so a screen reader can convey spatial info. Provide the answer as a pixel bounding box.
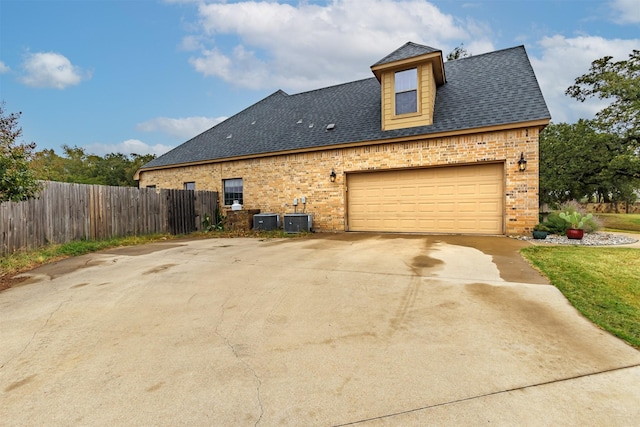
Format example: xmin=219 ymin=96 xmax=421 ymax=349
xmin=0 ymin=182 xmax=218 ymax=256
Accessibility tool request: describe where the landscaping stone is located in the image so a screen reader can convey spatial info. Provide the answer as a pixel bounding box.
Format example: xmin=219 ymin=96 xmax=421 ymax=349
xmin=518 ymin=232 xmax=638 ymax=246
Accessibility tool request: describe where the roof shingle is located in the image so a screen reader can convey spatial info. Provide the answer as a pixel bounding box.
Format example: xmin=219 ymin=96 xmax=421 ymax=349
xmin=142 ymin=45 xmax=550 ymax=170
xmin=371 ymin=41 xmax=441 ymax=66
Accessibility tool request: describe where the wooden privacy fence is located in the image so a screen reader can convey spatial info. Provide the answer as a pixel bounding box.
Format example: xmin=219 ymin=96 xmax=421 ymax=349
xmin=0 ymin=181 xmax=218 ymax=256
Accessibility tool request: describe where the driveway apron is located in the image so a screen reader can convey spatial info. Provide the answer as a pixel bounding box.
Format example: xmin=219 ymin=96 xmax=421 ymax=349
xmin=1 ymin=234 xmax=639 ymax=426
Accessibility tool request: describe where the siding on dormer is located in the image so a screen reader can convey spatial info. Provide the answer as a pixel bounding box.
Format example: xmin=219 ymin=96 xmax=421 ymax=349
xmin=382 ymin=62 xmax=435 ymax=131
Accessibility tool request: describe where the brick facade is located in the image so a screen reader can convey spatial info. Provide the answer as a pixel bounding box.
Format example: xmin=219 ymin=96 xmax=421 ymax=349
xmin=139 ymin=125 xmax=541 ymax=235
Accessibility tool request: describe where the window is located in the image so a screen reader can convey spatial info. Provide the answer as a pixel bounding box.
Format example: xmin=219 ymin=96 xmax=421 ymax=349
xmin=394 ymin=68 xmax=418 ymax=115
xmin=184 ymin=182 xmax=195 ymax=191
xmin=224 ymin=178 xmax=243 ymax=205
xmin=146 ymin=185 xmax=156 ymax=189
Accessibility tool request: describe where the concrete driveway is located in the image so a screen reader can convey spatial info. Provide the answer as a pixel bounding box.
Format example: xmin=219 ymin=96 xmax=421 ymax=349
xmin=1 ymin=234 xmax=639 ymax=426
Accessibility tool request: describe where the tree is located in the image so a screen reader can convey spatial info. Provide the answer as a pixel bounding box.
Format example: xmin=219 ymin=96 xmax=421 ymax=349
xmin=31 ymin=145 xmax=156 ymax=187
xmin=540 ymin=120 xmax=640 ymax=207
xmin=125 ymin=153 xmax=156 ymax=187
xmin=59 ymin=145 xmax=100 ymax=184
xmin=30 ymin=148 xmax=67 ymax=182
xmin=566 ymin=50 xmax=639 ymax=143
xmin=556 ymin=50 xmax=640 ymax=208
xmin=0 ymin=102 xmax=43 ymax=202
xmin=446 ymin=44 xmax=471 ymax=61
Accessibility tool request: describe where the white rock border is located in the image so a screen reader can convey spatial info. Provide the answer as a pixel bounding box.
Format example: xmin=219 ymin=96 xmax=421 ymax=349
xmin=517 ymin=232 xmax=638 ymax=246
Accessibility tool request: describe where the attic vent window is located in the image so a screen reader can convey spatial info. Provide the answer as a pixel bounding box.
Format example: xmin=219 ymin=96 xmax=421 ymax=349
xmin=226 ymin=134 xmax=232 ymax=139
xmin=297 ymin=119 xmax=303 ymax=124
xmin=309 ymin=123 xmax=314 ymax=128
xmin=395 ymin=68 xmax=418 ymax=115
xmin=251 ymin=121 xmax=256 ymax=125
xmin=326 ymin=123 xmax=335 ymax=131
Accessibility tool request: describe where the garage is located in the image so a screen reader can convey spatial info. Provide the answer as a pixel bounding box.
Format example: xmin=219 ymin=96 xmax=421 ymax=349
xmin=347 ymin=163 xmax=504 ymax=234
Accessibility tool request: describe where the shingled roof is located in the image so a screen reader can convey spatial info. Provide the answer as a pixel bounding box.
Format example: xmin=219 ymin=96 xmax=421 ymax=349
xmin=141 ymin=45 xmax=550 ymax=170
xmin=371 ymin=41 xmax=441 ymax=66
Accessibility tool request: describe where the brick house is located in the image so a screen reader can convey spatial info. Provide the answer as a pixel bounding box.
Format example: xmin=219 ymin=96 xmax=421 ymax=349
xmin=136 ymin=42 xmax=550 ymax=235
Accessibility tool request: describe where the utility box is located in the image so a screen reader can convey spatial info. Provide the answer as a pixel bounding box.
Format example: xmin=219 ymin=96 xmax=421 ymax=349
xmin=253 ymin=213 xmax=280 ymax=231
xmin=283 ymin=213 xmax=312 ymax=233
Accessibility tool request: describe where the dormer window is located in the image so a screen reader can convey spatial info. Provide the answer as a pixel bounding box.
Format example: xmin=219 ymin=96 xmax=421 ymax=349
xmin=371 ymin=42 xmax=445 ymax=130
xmin=394 ymin=68 xmax=418 ymax=115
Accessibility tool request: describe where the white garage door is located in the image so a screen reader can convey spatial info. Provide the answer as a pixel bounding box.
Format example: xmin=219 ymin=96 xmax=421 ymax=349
xmin=347 ymin=163 xmax=504 ymax=234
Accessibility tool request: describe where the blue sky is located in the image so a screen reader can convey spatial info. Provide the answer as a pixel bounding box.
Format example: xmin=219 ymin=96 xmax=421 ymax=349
xmin=1 ymin=0 xmax=639 ymax=157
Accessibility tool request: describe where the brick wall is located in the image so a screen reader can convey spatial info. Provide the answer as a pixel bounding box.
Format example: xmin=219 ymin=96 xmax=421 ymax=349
xmin=139 ymin=125 xmax=541 ymax=235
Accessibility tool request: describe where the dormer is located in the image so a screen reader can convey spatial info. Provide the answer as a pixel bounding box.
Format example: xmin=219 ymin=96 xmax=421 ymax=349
xmin=371 ymin=42 xmax=446 ymax=131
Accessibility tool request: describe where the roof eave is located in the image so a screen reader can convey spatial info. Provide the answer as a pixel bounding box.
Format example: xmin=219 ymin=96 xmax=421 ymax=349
xmin=370 ymin=51 xmax=446 ymax=84
xmin=135 ymin=118 xmax=550 ymax=179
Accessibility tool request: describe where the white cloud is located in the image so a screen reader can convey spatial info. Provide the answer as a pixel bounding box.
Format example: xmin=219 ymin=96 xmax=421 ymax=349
xmin=174 ymin=1 xmax=640 ymax=127
xmin=20 ymin=52 xmax=90 ymax=89
xmin=530 ymin=35 xmax=640 ymax=123
xmin=610 ymin=0 xmax=640 ymax=24
xmin=84 ymin=139 xmax=174 ymax=157
xmin=136 ymin=116 xmax=227 ymax=138
xmin=184 ymin=0 xmax=490 ymax=91
xmin=0 ymin=61 xmax=10 ymax=73
xmin=179 ymin=35 xmax=204 ymax=52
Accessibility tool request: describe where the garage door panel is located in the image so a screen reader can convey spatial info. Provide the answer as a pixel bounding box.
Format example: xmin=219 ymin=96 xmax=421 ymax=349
xmin=417 ymin=202 xmax=437 ymax=213
xmin=396 ymin=204 xmax=417 ymax=213
xmin=479 ymin=218 xmax=501 ymax=227
xmin=397 ymin=171 xmax=418 ymax=181
xmin=457 ymin=219 xmax=478 ymax=230
xmin=396 ymin=219 xmax=417 ymax=228
xmin=479 ymin=183 xmax=500 ymax=195
xmin=380 ymin=204 xmax=398 ymax=214
xmin=457 ymin=201 xmax=478 ymax=213
xmin=436 ymin=219 xmax=456 ymax=229
xmin=457 ymin=184 xmax=478 ymax=197
xmin=479 ymin=201 xmax=500 ymax=213
xmin=417 ymin=186 xmax=437 ymax=197
xmin=437 ymin=185 xmax=455 ymax=196
xmin=437 ymin=202 xmax=455 ymax=213
xmin=398 ymin=187 xmax=418 ymax=197
xmin=348 ymin=164 xmax=504 ymax=234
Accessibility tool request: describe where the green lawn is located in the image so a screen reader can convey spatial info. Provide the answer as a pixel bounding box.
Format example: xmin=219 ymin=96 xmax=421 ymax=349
xmin=595 ymin=213 xmax=640 ymax=233
xmin=521 ymin=246 xmax=640 ymax=348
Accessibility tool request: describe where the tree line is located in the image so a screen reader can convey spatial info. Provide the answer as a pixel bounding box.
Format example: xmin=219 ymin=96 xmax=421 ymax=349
xmin=1 ymin=101 xmax=155 ymax=202
xmin=30 ymin=146 xmax=155 ymax=188
xmin=540 ymin=49 xmax=640 ymax=207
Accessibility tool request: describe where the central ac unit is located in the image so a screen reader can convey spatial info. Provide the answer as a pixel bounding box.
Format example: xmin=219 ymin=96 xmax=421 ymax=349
xmin=284 ymin=213 xmax=312 ymax=233
xmin=253 ymin=213 xmax=280 ymax=231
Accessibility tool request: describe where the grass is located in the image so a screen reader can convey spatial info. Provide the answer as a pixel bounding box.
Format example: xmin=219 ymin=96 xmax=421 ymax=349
xmin=521 ymin=246 xmax=640 ymax=348
xmin=0 ymin=229 xmax=302 ymax=288
xmin=595 ymin=213 xmax=640 ymax=233
xmin=0 ymin=234 xmax=175 ymax=280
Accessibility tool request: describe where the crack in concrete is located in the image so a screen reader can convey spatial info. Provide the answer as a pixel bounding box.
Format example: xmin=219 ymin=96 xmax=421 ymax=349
xmin=228 ymin=337 xmax=264 ymax=427
xmin=0 ymin=299 xmax=68 ymax=370
xmin=214 ymin=298 xmax=264 ymax=426
xmin=333 ymin=362 xmax=640 ymax=426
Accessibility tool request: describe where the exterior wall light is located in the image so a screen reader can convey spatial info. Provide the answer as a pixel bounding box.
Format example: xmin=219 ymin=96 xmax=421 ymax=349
xmin=518 ymin=152 xmax=527 ymax=172
xmin=330 ymin=169 xmax=337 ymax=182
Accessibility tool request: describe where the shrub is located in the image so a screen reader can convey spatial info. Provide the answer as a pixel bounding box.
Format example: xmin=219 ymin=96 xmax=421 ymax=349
xmin=582 ymin=215 xmax=602 ymax=233
xmin=542 ymin=212 xmax=568 ymax=235
xmin=543 ymin=201 xmax=601 ymax=234
xmin=559 ymin=201 xmax=601 ymax=232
